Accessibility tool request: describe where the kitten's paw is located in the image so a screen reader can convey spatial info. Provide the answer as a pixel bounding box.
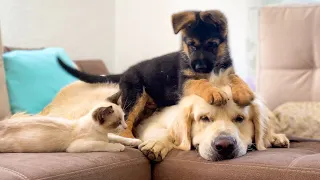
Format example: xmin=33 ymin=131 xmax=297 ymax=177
xmin=128 ymin=139 xmax=143 ymax=147
xmin=109 ymin=143 xmax=125 ymax=152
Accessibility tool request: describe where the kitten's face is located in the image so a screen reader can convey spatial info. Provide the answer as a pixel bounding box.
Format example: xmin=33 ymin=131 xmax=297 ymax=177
xmin=92 ymin=102 xmax=127 ymax=134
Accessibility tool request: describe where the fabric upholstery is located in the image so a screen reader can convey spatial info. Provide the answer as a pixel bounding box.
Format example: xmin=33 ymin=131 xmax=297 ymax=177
xmin=0 ymin=29 xmax=11 ymax=120
xmin=0 ymin=148 xmax=150 ymax=180
xmin=153 ymin=142 xmax=320 ymax=180
xmin=257 ymin=5 xmax=320 ymax=110
xmin=74 ymin=59 xmax=109 ymax=75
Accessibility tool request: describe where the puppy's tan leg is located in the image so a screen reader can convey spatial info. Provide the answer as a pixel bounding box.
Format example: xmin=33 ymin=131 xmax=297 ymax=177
xmin=184 ymin=79 xmax=228 ymax=106
xmin=120 ymin=92 xmax=149 ymax=138
xmin=138 ymin=138 xmax=174 ymax=162
xmin=229 ymin=74 xmax=254 ymax=106
xmin=67 ymin=139 xmax=125 ymax=152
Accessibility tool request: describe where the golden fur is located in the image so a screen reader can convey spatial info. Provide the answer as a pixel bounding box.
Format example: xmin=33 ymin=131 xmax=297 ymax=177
xmin=40 ymin=81 xmax=120 ymax=119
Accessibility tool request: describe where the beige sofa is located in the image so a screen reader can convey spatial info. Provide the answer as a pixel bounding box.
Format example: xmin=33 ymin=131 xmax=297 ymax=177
xmin=1 ymin=4 xmax=320 ymax=180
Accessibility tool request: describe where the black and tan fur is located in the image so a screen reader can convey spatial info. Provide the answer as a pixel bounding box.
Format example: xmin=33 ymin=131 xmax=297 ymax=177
xmin=58 ymin=10 xmax=254 ymax=138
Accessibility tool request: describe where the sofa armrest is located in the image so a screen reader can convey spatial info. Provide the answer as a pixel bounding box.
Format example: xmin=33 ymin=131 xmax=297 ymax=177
xmin=73 ymin=60 xmax=109 ymax=75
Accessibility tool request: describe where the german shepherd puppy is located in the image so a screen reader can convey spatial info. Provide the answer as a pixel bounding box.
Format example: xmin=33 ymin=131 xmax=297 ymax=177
xmin=58 ymin=10 xmax=254 ymax=137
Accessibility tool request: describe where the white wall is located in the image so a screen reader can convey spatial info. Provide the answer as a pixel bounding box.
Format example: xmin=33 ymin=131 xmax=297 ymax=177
xmin=0 ymin=0 xmax=254 ymax=78
xmin=0 ymin=0 xmax=115 ymax=70
xmin=115 ymin=0 xmax=253 ymax=78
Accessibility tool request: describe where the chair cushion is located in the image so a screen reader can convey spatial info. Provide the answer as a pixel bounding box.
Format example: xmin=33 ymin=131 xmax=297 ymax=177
xmin=0 ymin=148 xmax=150 ymax=180
xmin=257 ymin=5 xmax=320 ymax=110
xmin=153 ymin=142 xmax=320 ymax=180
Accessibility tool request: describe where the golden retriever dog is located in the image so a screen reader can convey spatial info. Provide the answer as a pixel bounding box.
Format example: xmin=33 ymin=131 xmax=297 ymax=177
xmin=135 ymin=69 xmax=289 ymax=161
xmin=14 ymin=68 xmax=288 ymax=160
xmin=0 ymin=101 xmax=141 ymax=153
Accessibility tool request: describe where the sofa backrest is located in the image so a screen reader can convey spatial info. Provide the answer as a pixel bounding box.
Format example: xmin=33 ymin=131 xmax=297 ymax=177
xmin=257 ymin=4 xmax=320 ymax=110
xmin=0 ymin=27 xmax=11 ymax=119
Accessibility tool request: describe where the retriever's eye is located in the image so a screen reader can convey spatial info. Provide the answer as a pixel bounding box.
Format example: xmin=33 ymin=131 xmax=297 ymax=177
xmin=200 ymin=115 xmax=210 ymax=122
xmin=234 ymin=115 xmax=245 ymax=123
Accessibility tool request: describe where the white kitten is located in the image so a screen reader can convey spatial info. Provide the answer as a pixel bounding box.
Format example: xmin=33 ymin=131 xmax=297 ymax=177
xmin=0 ymin=101 xmax=142 ymax=153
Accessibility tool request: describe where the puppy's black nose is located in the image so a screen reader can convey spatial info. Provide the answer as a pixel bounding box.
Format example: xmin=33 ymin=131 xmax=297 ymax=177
xmin=212 ymin=135 xmax=237 ymax=159
xmin=195 ymin=63 xmax=208 ymax=71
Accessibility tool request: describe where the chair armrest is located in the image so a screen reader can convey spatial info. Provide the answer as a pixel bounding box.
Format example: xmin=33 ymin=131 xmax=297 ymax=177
xmin=73 ymin=59 xmax=109 ymax=75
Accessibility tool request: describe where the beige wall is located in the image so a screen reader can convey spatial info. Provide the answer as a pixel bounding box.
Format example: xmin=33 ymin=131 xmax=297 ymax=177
xmin=0 ymin=0 xmax=115 ymax=71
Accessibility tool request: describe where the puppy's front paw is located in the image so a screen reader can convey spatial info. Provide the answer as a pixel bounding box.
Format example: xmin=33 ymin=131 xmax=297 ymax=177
xmin=232 ymin=87 xmax=254 ymax=106
xmin=138 ymin=140 xmax=169 ymax=162
xmin=200 ymin=86 xmax=228 ymax=106
xmin=270 ymin=134 xmax=290 ymax=148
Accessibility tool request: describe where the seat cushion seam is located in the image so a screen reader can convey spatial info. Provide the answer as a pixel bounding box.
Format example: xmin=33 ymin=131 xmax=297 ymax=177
xmin=35 ymin=158 xmax=147 ymax=180
xmin=164 ymin=159 xmax=320 ymax=173
xmin=288 ymin=154 xmax=316 ymax=167
xmin=0 ymin=166 xmax=29 ymax=180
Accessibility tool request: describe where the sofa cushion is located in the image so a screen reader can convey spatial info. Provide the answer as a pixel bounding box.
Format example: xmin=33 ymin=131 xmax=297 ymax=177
xmin=3 ymin=48 xmax=77 ymax=114
xmin=257 ymin=5 xmax=320 ymax=110
xmin=153 ymin=142 xmax=320 ymax=180
xmin=0 ymin=148 xmax=150 ymax=180
xmin=0 ymin=30 xmax=11 ymax=120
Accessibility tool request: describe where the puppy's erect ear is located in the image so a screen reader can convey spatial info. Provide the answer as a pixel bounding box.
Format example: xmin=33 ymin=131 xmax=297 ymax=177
xmin=199 ymin=10 xmax=228 ymax=38
xmin=250 ymin=100 xmax=268 ymax=151
xmin=169 ymin=105 xmax=193 ymax=151
xmin=92 ymin=106 xmax=114 ymax=125
xmin=172 ymin=11 xmax=197 ymax=34
xmin=106 ymin=91 xmax=121 ymax=105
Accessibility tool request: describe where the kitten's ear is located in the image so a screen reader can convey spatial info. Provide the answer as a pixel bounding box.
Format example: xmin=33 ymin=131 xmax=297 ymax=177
xmin=104 ymin=106 xmax=114 ymax=115
xmin=106 ymin=91 xmax=121 ymax=104
xmin=92 ymin=106 xmax=114 ymax=124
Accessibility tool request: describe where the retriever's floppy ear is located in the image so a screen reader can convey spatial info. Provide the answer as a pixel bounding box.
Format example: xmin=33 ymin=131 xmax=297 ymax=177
xmin=199 ymin=10 xmax=228 ymax=38
xmin=172 ymin=11 xmax=197 ymax=34
xmin=250 ymin=100 xmax=268 ymax=150
xmin=106 ymin=91 xmax=121 ymax=105
xmin=169 ymin=105 xmax=193 ymax=151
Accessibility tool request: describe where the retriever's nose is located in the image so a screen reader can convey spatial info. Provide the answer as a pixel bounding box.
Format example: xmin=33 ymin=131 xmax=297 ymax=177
xmin=212 ymin=135 xmax=236 ymax=159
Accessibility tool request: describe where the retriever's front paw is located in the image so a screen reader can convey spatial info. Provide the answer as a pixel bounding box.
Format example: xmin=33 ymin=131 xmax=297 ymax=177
xmin=270 ymin=133 xmax=290 ymax=148
xmin=138 ymin=140 xmax=169 ymax=162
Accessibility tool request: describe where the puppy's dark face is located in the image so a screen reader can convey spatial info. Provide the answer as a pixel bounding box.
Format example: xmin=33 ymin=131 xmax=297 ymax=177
xmin=172 ymin=10 xmax=229 ymax=74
